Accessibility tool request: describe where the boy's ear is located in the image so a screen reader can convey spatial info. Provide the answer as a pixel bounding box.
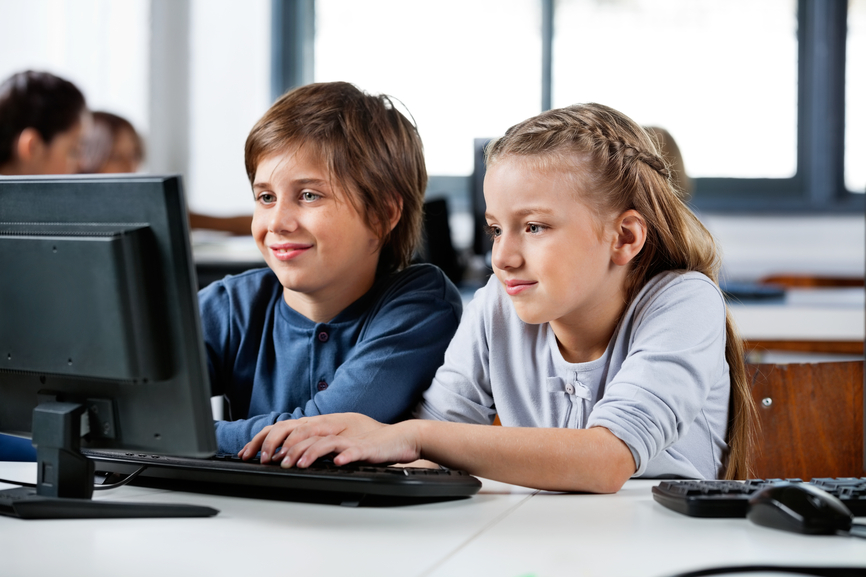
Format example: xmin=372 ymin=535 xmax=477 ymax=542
xmin=611 ymin=209 xmax=647 ymax=266
xmin=385 ymin=195 xmax=403 ymax=234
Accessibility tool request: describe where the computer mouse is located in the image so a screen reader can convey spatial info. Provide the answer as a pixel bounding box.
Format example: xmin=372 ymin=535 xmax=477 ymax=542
xmin=746 ymin=481 xmax=853 ymax=535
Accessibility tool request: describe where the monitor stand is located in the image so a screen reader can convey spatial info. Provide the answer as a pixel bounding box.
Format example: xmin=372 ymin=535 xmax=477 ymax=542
xmin=0 ymin=402 xmax=218 ymax=519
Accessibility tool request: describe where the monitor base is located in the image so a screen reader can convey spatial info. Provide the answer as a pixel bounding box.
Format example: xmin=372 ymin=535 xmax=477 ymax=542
xmin=0 ymin=486 xmax=218 ymax=519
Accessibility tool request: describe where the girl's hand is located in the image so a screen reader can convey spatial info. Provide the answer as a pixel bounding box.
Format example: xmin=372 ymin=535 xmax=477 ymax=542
xmin=238 ymin=413 xmax=383 ymax=463
xmin=279 ymin=420 xmax=423 ymax=469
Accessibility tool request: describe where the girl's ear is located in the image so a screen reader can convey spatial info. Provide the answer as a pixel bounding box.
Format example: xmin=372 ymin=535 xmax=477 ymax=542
xmin=611 ymin=209 xmax=647 ymax=266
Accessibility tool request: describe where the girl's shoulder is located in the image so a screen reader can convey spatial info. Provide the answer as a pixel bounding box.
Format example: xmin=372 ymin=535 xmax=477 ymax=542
xmin=631 ymin=270 xmax=725 ymax=319
xmin=640 ymin=270 xmax=722 ymax=299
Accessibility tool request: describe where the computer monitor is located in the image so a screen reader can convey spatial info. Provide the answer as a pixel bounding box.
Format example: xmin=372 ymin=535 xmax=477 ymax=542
xmin=0 ymin=175 xmax=217 ymax=519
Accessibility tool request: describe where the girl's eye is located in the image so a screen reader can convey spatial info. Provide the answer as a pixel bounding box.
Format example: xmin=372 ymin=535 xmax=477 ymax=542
xmin=301 ymin=191 xmax=321 ymax=202
xmin=486 ymin=225 xmax=502 ymax=240
xmin=527 ymin=223 xmax=545 ymax=234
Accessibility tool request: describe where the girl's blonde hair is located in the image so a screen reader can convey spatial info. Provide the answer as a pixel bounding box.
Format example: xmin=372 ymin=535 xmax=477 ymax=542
xmin=486 ymin=103 xmax=757 ymax=479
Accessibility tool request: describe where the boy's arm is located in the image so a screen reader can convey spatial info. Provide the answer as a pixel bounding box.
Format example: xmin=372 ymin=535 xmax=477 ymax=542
xmin=215 ymin=266 xmax=463 ymax=454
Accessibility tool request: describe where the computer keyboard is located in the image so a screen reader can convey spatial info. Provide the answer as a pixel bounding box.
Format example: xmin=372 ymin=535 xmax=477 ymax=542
xmin=652 ymin=478 xmax=866 ymax=518
xmin=82 ymin=449 xmax=482 ymax=505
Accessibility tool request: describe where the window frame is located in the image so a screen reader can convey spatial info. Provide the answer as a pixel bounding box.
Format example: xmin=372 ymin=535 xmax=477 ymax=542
xmin=275 ymin=0 xmax=863 ymax=214
xmin=689 ymin=0 xmax=862 ymax=213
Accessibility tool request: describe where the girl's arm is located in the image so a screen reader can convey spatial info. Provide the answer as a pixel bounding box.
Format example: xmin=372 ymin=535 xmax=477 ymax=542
xmin=266 ymin=417 xmax=636 ymax=494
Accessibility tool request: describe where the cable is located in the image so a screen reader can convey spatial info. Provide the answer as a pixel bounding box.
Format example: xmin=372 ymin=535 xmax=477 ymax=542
xmin=92 ymin=466 xmax=148 ymax=490
xmin=0 ymin=477 xmax=36 ymax=488
xmin=666 ymin=566 xmax=866 ymax=577
xmin=0 ymin=465 xmax=148 ymax=492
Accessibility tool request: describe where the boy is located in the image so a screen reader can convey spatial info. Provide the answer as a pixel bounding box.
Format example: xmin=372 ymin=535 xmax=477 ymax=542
xmin=200 ymin=82 xmax=463 ymax=454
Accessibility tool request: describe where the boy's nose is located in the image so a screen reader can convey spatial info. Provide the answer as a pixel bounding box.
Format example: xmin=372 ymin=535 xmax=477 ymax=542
xmin=268 ymin=201 xmax=300 ymax=234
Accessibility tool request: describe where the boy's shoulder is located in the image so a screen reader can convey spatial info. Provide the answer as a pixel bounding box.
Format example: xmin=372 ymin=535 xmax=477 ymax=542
xmin=379 ymin=263 xmax=458 ymax=296
xmin=363 ymin=263 xmax=463 ymax=316
xmin=199 ymin=267 xmax=280 ymax=302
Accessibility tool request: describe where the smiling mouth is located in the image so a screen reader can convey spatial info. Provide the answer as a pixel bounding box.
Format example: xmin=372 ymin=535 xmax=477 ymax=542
xmin=269 ymin=244 xmax=312 ymax=261
xmin=504 ymin=280 xmax=537 ymax=296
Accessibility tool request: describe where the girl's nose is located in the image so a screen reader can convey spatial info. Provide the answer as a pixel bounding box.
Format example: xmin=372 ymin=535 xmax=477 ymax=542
xmin=491 ymin=233 xmax=522 ymax=271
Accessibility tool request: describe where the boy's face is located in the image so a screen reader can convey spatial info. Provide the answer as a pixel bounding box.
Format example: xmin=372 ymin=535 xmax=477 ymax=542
xmin=252 ymin=148 xmax=382 ymax=319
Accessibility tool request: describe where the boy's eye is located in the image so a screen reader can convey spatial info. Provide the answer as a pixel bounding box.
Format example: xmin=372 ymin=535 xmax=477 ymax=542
xmin=301 ymin=191 xmax=321 ymax=202
xmin=258 ymin=193 xmax=276 ymax=204
xmin=527 ymin=223 xmax=545 ymax=234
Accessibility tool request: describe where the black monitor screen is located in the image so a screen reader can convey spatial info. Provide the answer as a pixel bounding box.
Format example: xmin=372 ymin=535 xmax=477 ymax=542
xmin=0 ymin=175 xmax=217 ymax=518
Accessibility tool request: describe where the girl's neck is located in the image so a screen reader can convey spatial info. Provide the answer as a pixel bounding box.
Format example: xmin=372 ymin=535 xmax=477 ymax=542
xmin=550 ymin=292 xmax=627 ymax=364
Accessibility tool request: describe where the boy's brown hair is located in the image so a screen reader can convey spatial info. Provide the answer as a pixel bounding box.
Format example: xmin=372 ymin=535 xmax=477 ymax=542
xmin=245 ymin=81 xmax=426 ymax=275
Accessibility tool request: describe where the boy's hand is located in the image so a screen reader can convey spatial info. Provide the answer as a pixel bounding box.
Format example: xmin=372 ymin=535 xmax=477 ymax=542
xmin=238 ymin=413 xmax=383 ymax=463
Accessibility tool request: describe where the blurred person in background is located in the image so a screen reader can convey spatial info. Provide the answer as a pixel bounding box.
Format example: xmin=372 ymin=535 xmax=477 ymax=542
xmin=0 ymin=69 xmax=88 ymax=461
xmin=0 ymin=70 xmax=87 ymax=176
xmin=79 ymin=109 xmax=253 ymax=235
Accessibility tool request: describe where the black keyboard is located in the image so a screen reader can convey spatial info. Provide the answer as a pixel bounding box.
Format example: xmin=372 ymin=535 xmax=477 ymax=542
xmin=82 ymin=449 xmax=482 ymax=505
xmin=652 ymin=478 xmax=866 ymax=518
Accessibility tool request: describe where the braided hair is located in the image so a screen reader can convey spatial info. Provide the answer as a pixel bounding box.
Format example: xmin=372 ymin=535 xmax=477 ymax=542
xmin=486 ymin=103 xmax=756 ymax=480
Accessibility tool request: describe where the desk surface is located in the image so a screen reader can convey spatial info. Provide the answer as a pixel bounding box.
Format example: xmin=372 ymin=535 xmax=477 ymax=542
xmin=727 ymin=287 xmax=865 ymax=342
xmin=1 ymin=463 xmax=863 ymax=577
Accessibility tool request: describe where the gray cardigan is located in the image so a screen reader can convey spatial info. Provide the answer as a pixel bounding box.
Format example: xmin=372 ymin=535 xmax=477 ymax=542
xmin=415 ymin=270 xmax=730 ymax=480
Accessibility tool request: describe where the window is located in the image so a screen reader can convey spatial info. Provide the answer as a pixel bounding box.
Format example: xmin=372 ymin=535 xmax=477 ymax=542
xmin=846 ymin=0 xmax=865 ymax=193
xmin=302 ymin=0 xmax=863 ymax=213
xmin=553 ymin=0 xmax=797 ymax=180
xmin=315 ymin=0 xmax=541 ymax=178
xmin=0 ymin=0 xmax=149 ymax=135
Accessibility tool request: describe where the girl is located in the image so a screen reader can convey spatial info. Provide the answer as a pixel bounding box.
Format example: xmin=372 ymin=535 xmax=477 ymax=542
xmin=240 ymin=103 xmax=757 ymax=493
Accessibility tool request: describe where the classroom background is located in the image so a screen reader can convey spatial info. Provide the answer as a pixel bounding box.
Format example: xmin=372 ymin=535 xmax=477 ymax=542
xmin=1 ymin=0 xmax=864 ymax=353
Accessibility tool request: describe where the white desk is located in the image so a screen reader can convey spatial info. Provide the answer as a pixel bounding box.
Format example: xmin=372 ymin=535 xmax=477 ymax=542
xmin=1 ymin=463 xmax=863 ymax=577
xmin=727 ymin=287 xmax=865 ymax=342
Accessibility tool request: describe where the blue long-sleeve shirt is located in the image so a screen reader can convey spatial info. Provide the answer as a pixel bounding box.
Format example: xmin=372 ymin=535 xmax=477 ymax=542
xmin=199 ymin=264 xmax=463 ymax=453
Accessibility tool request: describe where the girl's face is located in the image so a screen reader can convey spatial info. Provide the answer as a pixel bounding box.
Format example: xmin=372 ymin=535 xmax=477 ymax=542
xmin=484 ymin=158 xmax=628 ymax=334
xmin=251 ymin=148 xmax=383 ymax=319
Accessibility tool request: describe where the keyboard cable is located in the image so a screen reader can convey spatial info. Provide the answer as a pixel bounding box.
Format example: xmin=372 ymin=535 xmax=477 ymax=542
xmin=0 ymin=465 xmax=148 ymax=491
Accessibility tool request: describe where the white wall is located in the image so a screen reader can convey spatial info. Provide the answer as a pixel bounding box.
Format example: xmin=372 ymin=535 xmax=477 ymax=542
xmin=186 ymin=0 xmax=272 ymax=216
xmin=0 ymin=0 xmax=149 ymax=132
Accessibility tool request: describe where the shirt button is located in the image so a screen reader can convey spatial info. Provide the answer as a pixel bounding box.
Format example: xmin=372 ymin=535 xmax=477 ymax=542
xmin=317 ymin=380 xmax=329 ymax=391
xmin=565 ymin=384 xmax=575 ymax=395
xmin=317 ymin=331 xmax=329 ymax=342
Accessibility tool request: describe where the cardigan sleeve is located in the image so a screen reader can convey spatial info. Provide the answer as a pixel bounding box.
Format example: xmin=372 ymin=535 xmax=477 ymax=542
xmin=586 ymin=274 xmax=728 ymax=477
